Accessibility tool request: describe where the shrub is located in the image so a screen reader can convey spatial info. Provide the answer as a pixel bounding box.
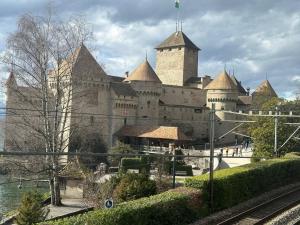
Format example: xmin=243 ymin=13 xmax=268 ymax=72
xmin=285 ymin=152 xmax=300 ymax=158
xmin=39 ymin=188 xmax=201 ymax=225
xmin=166 ymin=161 xmax=193 ymax=176
xmin=15 ymin=190 xmax=49 ymax=225
xmin=120 ymin=157 xmax=150 ymax=173
xmin=113 ymin=173 xmax=156 ymax=202
xmin=185 ymin=159 xmax=300 ymax=212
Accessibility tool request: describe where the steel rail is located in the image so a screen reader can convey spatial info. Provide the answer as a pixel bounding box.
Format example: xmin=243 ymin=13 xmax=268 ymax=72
xmin=217 ymin=186 xmax=300 ymax=225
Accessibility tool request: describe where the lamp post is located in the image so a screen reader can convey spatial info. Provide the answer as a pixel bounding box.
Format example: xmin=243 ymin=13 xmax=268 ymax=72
xmin=274 ymin=106 xmax=278 ymax=157
xmin=209 ymin=103 xmax=215 ymax=212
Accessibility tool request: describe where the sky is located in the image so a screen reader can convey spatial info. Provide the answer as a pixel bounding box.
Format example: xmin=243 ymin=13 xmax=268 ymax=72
xmin=0 ymin=0 xmax=299 ymax=101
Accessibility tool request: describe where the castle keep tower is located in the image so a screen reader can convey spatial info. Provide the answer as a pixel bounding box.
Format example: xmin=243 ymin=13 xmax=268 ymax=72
xmin=155 ymin=31 xmax=200 ymax=86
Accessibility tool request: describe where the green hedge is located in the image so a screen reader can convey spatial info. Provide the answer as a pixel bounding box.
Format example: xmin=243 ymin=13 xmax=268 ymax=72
xmin=185 ymin=159 xmax=300 ymax=212
xmin=40 ymin=188 xmax=201 ymax=225
xmin=166 ymin=162 xmax=193 ymax=176
xmin=285 ymin=152 xmax=300 ymax=158
xmin=120 ymin=157 xmax=150 ymax=173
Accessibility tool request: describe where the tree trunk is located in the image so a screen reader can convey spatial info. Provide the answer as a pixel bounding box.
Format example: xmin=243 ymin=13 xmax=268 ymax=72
xmin=53 ymin=174 xmax=61 ymax=206
xmin=49 ymin=178 xmax=55 ymax=205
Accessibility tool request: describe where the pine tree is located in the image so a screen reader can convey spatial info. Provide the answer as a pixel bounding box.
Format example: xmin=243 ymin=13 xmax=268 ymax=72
xmin=15 ymin=191 xmax=49 ymax=225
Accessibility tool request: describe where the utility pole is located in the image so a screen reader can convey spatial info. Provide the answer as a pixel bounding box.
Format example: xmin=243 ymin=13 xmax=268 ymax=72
xmin=209 ymin=103 xmax=215 ymax=212
xmin=274 ymin=106 xmax=278 ymax=157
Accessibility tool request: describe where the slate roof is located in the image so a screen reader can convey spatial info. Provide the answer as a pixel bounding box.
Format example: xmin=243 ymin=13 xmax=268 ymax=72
xmin=109 ymin=75 xmax=124 ymax=82
xmin=124 ymin=60 xmax=161 ymax=83
xmin=205 ymin=70 xmax=238 ymax=90
xmin=252 ymin=80 xmax=277 ymax=97
xmin=115 ymin=125 xmax=192 ymax=141
xmin=155 ymin=31 xmax=200 ymax=50
xmin=238 ymin=96 xmax=252 ymax=105
xmin=185 ymin=77 xmax=202 ymax=84
xmin=110 ymin=82 xmax=137 ymax=97
xmin=230 ymin=75 xmax=247 ymax=95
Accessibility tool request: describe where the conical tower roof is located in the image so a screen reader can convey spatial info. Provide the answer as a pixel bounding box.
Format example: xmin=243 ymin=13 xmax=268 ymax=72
xmin=252 ymin=80 xmax=277 ymax=97
xmin=124 ymin=60 xmax=161 ymax=83
xmin=205 ymin=70 xmax=238 ymax=90
xmin=230 ymin=75 xmax=247 ymax=95
xmin=6 ymin=71 xmax=17 ymax=87
xmin=155 ymin=31 xmax=200 ymax=50
xmin=51 ymin=43 xmax=107 ymax=79
xmin=71 ymin=44 xmax=107 ymax=78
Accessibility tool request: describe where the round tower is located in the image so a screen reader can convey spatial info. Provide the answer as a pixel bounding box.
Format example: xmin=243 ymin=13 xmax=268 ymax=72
xmin=124 ymin=59 xmax=162 ymax=125
xmin=205 ymin=70 xmax=238 ymax=143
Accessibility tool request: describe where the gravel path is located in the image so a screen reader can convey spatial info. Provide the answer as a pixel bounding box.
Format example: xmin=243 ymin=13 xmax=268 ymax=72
xmin=265 ymin=203 xmax=300 ymax=225
xmin=190 ymin=182 xmax=300 ymax=225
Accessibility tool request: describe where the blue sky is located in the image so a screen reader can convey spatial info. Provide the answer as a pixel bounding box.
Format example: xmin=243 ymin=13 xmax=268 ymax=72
xmin=0 ymin=0 xmax=300 ymax=101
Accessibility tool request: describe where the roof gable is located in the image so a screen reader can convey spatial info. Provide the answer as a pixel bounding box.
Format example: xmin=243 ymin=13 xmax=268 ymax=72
xmin=155 ymin=31 xmax=200 ymax=50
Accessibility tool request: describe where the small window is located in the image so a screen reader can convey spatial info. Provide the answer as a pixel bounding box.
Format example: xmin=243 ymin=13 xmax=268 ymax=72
xmin=163 ymin=116 xmax=167 ymax=120
xmin=168 ymin=48 xmax=172 ymax=51
xmin=178 ymin=47 xmax=181 ymax=50
xmin=221 ymin=106 xmax=225 ymax=110
xmin=160 ymin=49 xmax=163 ymax=52
xmin=124 ymin=118 xmax=127 ymax=125
xmin=194 ymin=108 xmax=202 ymax=113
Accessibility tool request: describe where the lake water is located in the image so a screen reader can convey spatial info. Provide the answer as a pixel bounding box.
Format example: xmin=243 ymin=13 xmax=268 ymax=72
xmin=0 ymin=175 xmax=49 ymax=216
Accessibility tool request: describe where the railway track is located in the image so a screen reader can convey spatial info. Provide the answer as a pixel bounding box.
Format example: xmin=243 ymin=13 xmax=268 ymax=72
xmin=217 ymin=186 xmax=300 ymax=225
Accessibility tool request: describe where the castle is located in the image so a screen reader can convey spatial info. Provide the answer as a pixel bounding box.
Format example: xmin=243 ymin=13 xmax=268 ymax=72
xmin=4 ymin=30 xmax=278 ymax=151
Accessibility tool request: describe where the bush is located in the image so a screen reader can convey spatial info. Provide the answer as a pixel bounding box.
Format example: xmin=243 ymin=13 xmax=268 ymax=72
xmin=15 ymin=190 xmax=49 ymax=225
xmin=113 ymin=173 xmax=157 ymax=202
xmin=39 ymin=188 xmax=201 ymax=225
xmin=185 ymin=159 xmax=300 ymax=212
xmin=120 ymin=157 xmax=150 ymax=173
xmin=285 ymin=152 xmax=300 ymax=158
xmin=166 ymin=161 xmax=193 ymax=176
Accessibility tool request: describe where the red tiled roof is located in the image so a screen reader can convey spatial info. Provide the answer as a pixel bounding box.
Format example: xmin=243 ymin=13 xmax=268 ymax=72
xmin=115 ymin=125 xmax=192 ymax=141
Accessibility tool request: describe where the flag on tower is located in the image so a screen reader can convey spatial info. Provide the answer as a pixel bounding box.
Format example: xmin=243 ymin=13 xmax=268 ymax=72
xmin=175 ymin=0 xmax=180 ymax=9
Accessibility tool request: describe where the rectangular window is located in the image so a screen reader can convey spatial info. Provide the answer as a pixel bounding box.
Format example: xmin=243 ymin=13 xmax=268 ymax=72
xmin=194 ymin=108 xmax=202 ymax=113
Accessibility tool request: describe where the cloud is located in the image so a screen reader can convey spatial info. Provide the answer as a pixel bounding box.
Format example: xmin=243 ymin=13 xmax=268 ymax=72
xmin=0 ymin=0 xmax=299 ymax=100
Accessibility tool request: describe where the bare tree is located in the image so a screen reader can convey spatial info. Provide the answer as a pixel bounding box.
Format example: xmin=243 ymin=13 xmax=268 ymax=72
xmin=1 ymin=10 xmax=93 ymax=206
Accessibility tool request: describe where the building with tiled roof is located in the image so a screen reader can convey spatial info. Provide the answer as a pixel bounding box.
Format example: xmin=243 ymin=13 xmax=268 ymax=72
xmin=5 ymin=28 xmax=278 ymax=151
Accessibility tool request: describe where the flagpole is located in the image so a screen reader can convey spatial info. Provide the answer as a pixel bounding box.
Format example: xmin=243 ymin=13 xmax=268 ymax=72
xmin=175 ymin=0 xmax=180 ymax=32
